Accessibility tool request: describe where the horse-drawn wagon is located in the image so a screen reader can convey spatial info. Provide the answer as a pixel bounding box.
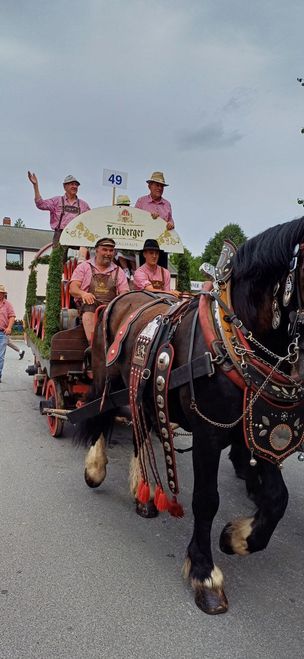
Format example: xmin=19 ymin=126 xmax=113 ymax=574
xmin=24 ymin=205 xmax=184 ymax=437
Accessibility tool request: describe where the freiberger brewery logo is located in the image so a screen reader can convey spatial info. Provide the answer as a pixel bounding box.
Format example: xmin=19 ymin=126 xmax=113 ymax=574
xmin=118 ymin=208 xmax=133 ymax=223
xmin=107 ymin=209 xmax=144 ymax=240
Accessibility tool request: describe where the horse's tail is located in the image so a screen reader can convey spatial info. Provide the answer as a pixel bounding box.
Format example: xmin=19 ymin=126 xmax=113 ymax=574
xmin=74 ymin=411 xmax=115 ymax=448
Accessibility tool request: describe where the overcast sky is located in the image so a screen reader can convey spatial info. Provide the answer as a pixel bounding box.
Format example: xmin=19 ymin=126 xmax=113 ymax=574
xmin=1 ymin=0 xmax=304 ymax=254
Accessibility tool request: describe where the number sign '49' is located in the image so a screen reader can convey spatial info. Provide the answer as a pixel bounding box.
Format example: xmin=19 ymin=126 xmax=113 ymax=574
xmin=103 ymin=169 xmax=128 ymax=189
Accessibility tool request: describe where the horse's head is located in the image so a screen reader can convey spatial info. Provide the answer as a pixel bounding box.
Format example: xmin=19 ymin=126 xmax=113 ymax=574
xmin=231 ymin=218 xmax=304 ymax=379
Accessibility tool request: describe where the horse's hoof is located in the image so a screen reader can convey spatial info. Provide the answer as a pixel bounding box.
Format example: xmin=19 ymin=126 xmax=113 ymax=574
xmin=195 ymin=587 xmax=228 ymax=615
xmin=84 ymin=467 xmax=103 ymax=488
xmin=219 ymin=523 xmax=235 ymax=554
xmin=135 ymin=499 xmax=158 ymax=518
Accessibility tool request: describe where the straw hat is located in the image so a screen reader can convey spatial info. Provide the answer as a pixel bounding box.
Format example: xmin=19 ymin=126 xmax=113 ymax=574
xmin=146 ymin=171 xmax=168 ymax=186
xmin=63 ymin=175 xmax=80 ymax=185
xmin=116 ymin=195 xmax=131 ymax=206
xmin=0 ymin=284 xmax=7 ymax=293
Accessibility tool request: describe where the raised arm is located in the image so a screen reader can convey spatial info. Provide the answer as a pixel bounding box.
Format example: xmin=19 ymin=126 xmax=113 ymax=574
xmin=28 ymin=171 xmax=43 ymax=201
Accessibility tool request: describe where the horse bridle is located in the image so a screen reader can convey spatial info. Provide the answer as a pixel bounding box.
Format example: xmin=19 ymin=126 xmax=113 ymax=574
xmin=285 ymin=244 xmax=304 ymax=345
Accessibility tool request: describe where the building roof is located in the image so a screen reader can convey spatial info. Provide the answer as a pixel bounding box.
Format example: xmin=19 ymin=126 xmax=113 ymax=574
xmin=0 ymin=226 xmax=53 ymax=251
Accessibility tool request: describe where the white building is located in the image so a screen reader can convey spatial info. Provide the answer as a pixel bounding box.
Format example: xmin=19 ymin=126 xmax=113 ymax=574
xmin=0 ymin=218 xmax=53 ymax=319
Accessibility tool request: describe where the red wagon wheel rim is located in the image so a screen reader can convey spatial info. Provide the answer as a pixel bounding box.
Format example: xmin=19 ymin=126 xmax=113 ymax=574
xmin=45 ymin=379 xmax=64 ymax=438
xmin=33 ymin=374 xmax=43 ymax=395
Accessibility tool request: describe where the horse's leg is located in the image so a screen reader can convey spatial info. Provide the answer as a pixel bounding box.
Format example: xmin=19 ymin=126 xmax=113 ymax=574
xmin=220 ymin=460 xmax=288 ymax=555
xmin=84 ymin=433 xmax=108 ymax=488
xmin=184 ymin=436 xmax=228 ymax=615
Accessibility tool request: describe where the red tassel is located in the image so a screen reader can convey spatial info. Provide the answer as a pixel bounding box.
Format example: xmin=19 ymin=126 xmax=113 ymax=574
xmin=137 ymin=481 xmax=150 ymax=504
xmin=140 ymin=483 xmax=150 ymax=504
xmin=136 ymin=480 xmax=145 ymax=501
xmin=155 ymin=490 xmax=169 ymax=512
xmin=154 ymin=485 xmax=161 ymax=507
xmin=168 ymin=496 xmax=184 ymax=518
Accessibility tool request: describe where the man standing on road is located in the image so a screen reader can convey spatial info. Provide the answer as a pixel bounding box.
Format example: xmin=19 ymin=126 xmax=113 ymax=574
xmin=69 ymin=238 xmax=129 ymax=342
xmin=27 ymin=172 xmax=90 ymax=251
xmin=135 ymin=171 xmax=175 ymax=230
xmin=0 ymin=284 xmax=16 ymax=383
xmin=7 ymin=338 xmax=25 ymax=360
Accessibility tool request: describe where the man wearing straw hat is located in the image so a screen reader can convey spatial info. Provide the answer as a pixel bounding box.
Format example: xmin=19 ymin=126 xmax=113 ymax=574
xmin=0 ymin=284 xmax=16 ymax=383
xmin=135 ymin=171 xmax=175 ymax=230
xmin=27 ymin=171 xmax=90 ymax=256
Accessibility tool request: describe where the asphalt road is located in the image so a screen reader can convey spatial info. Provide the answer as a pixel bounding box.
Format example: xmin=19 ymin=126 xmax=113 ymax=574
xmin=1 ymin=342 xmax=304 ymax=659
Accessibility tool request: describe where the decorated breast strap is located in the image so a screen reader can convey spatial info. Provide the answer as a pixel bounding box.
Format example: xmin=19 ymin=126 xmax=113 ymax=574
xmin=243 ymin=388 xmax=304 ymax=466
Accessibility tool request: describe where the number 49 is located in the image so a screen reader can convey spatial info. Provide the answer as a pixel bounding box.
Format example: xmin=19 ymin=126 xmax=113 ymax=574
xmin=108 ymin=174 xmax=122 ymax=185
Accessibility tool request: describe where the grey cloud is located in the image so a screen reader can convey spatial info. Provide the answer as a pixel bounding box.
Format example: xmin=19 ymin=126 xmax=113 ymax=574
xmin=221 ymin=88 xmax=254 ymax=114
xmin=178 ymin=121 xmax=243 ymax=151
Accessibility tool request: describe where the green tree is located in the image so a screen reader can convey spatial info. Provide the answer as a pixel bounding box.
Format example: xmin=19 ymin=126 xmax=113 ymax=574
xmin=14 ymin=218 xmax=26 ymax=227
xmin=170 ymin=248 xmax=203 ymax=282
xmin=176 ymin=252 xmax=191 ymax=292
xmin=201 ymin=223 xmax=247 ymax=267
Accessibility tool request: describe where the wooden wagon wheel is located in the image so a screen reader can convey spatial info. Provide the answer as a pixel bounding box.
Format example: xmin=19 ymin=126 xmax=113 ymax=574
xmin=45 ymin=378 xmax=64 ymax=438
xmin=61 ymin=281 xmax=66 ymax=309
xmin=33 ymin=373 xmax=44 ymax=396
xmin=65 ymin=281 xmax=70 ymax=308
xmin=35 ymin=307 xmax=41 ymax=336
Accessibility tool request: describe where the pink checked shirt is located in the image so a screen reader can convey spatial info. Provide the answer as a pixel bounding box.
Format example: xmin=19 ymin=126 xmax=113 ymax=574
xmin=133 ymin=263 xmax=171 ymax=291
xmin=135 ymin=195 xmax=174 ymax=228
xmin=35 ymin=194 xmax=90 ymax=230
xmin=70 ymin=258 xmax=129 ymax=301
xmin=0 ymin=299 xmax=15 ymax=331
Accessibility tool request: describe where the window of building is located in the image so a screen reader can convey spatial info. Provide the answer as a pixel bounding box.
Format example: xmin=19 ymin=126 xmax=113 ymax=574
xmin=6 ymin=249 xmax=24 ymax=270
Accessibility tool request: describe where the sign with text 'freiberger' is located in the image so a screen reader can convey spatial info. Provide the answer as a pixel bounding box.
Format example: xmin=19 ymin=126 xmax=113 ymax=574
xmin=60 ymin=206 xmax=184 ymax=253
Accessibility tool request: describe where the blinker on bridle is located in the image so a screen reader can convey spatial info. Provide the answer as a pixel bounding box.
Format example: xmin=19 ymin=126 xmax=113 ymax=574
xmin=285 ymin=243 xmax=304 ymax=338
xmin=272 ymin=242 xmax=304 ymax=339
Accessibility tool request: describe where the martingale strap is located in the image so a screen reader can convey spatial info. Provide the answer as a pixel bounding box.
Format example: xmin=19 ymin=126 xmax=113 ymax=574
xmin=129 ymin=316 xmax=167 ymax=508
xmin=153 ymin=343 xmax=183 ymax=515
xmin=243 ymin=387 xmax=304 ymax=465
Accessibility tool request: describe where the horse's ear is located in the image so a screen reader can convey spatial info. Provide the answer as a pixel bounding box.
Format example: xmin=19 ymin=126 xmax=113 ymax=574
xmin=223 ymin=238 xmax=238 ymax=252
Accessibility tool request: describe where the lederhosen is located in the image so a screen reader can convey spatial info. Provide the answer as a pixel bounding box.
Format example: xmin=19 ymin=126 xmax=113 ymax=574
xmin=148 ymin=267 xmax=165 ymax=290
xmin=53 ymin=196 xmax=80 ymax=246
xmin=81 ymin=265 xmax=119 ymax=313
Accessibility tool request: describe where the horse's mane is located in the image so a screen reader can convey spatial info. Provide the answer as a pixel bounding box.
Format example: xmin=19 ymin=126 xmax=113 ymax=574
xmin=231 ymin=216 xmax=304 ymax=329
xmin=233 ymin=216 xmax=304 ymax=282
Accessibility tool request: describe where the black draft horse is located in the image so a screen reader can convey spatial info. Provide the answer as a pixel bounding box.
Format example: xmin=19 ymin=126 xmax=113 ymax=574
xmin=78 ymin=217 xmax=304 ymax=615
